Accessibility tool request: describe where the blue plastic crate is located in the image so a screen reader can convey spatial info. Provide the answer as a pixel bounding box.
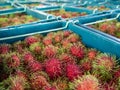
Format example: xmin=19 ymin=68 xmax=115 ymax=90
xmin=71 ymin=13 xmax=120 ymax=57
xmin=68 ymin=22 xmax=120 ymax=58
xmin=35 ymin=6 xmax=93 ymax=19
xmin=0 ymin=2 xmax=23 ymax=12
xmin=0 ymin=20 xmax=120 ymax=58
xmin=0 ymin=18 xmax=63 ymax=38
xmin=0 ymin=20 xmax=67 ymax=43
xmin=110 ymin=0 xmax=120 ymax=5
xmin=14 ymin=1 xmax=51 ymax=9
xmin=73 ymin=2 xmax=118 ymax=13
xmin=0 ymin=8 xmax=55 ymax=29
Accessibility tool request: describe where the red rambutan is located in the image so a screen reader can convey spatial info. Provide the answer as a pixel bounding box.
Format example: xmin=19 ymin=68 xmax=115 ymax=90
xmin=0 ymin=44 xmax=11 ymax=54
xmin=66 ymin=63 xmax=82 ymax=81
xmin=43 ymin=45 xmax=57 ymax=58
xmin=45 ymin=58 xmax=62 ymax=79
xmin=23 ymin=52 xmax=34 ymax=64
xmin=24 ymin=36 xmax=39 ymax=45
xmin=70 ymin=45 xmax=84 ymax=59
xmin=73 ymin=75 xmax=100 ymax=90
xmin=30 ymin=73 xmax=50 ymax=90
xmin=27 ymin=60 xmax=42 ymax=72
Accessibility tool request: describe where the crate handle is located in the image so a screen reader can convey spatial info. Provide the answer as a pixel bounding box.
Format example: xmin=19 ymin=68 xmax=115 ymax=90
xmin=84 ymin=13 xmax=120 ymax=25
xmin=116 ymin=5 xmax=120 ymax=9
xmin=61 ymin=4 xmax=65 ymax=9
xmin=93 ymin=8 xmax=98 ymax=14
xmin=73 ymin=20 xmax=79 ymax=24
xmin=0 ymin=20 xmax=73 ymax=41
xmin=110 ymin=10 xmax=114 ymax=14
xmin=83 ymin=1 xmax=88 ymax=5
xmin=99 ymin=0 xmax=108 ymax=5
xmin=88 ymin=1 xmax=92 ymax=4
xmin=56 ymin=16 xmax=62 ymax=20
xmin=47 ymin=14 xmax=54 ymax=20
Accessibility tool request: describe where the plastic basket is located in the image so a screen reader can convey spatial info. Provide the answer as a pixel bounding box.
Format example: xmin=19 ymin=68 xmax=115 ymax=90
xmin=0 ymin=8 xmax=55 ymax=29
xmin=35 ymin=6 xmax=93 ymax=19
xmin=1 ymin=20 xmax=120 ymax=58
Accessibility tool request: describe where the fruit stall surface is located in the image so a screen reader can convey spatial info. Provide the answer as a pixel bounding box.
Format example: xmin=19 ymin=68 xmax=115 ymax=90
xmin=0 ymin=0 xmax=120 ymax=90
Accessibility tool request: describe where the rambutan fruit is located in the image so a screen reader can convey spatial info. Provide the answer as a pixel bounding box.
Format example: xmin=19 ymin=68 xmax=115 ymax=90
xmin=24 ymin=35 xmax=39 ymax=46
xmin=67 ymin=33 xmax=79 ymax=43
xmin=43 ymin=37 xmax=52 ymax=46
xmin=43 ymin=45 xmax=58 ymax=58
xmin=72 ymin=75 xmax=100 ymax=90
xmin=2 ymin=53 xmax=21 ymax=72
xmin=29 ymin=42 xmax=42 ymax=54
xmin=0 ymin=44 xmax=11 ymax=54
xmin=94 ymin=54 xmax=115 ymax=71
xmin=13 ymin=41 xmax=25 ymax=54
xmin=15 ymin=70 xmax=27 ymax=80
xmin=44 ymin=86 xmax=57 ymax=90
xmin=66 ymin=63 xmax=82 ymax=81
xmin=45 ymin=58 xmax=62 ymax=79
xmin=102 ymin=83 xmax=116 ymax=90
xmin=30 ymin=72 xmax=50 ymax=90
xmin=63 ymin=30 xmax=72 ymax=37
xmin=52 ymin=78 xmax=68 ymax=90
xmin=59 ymin=53 xmax=76 ymax=64
xmin=92 ymin=54 xmax=115 ymax=81
xmin=99 ymin=23 xmax=108 ymax=32
xmin=114 ymin=69 xmax=120 ymax=79
xmin=23 ymin=52 xmax=34 ymax=64
xmin=87 ymin=49 xmax=97 ymax=60
xmin=69 ymin=45 xmax=84 ymax=59
xmin=9 ymin=75 xmax=29 ymax=90
xmin=81 ymin=61 xmax=92 ymax=71
xmin=54 ymin=34 xmax=63 ymax=43
xmin=61 ymin=39 xmax=71 ymax=48
xmin=27 ymin=60 xmax=42 ymax=72
xmin=46 ymin=32 xmax=55 ymax=38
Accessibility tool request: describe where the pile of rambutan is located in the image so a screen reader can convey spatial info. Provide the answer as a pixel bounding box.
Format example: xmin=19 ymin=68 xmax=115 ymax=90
xmin=0 ymin=30 xmax=120 ymax=90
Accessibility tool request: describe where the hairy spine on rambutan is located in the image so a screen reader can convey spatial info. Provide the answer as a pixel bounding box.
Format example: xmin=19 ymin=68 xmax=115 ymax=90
xmin=45 ymin=58 xmax=62 ymax=79
xmin=43 ymin=45 xmax=57 ymax=58
xmin=23 ymin=52 xmax=34 ymax=64
xmin=30 ymin=73 xmax=50 ymax=90
xmin=63 ymin=30 xmax=72 ymax=37
xmin=29 ymin=42 xmax=42 ymax=54
xmin=2 ymin=53 xmax=21 ymax=71
xmin=10 ymin=75 xmax=29 ymax=90
xmin=0 ymin=44 xmax=11 ymax=54
xmin=43 ymin=37 xmax=52 ymax=46
xmin=73 ymin=75 xmax=100 ymax=90
xmin=88 ymin=49 xmax=97 ymax=60
xmin=27 ymin=60 xmax=42 ymax=72
xmin=24 ymin=36 xmax=39 ymax=46
xmin=66 ymin=64 xmax=82 ymax=81
xmin=69 ymin=45 xmax=84 ymax=59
